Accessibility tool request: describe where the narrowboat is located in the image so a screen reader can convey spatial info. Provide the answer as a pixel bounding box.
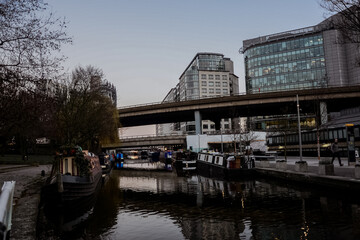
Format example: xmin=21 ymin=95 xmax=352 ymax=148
xmin=173 ymin=151 xmax=197 ymax=176
xmin=196 ymin=152 xmax=255 ymax=180
xmin=42 ymin=147 xmax=102 ymax=208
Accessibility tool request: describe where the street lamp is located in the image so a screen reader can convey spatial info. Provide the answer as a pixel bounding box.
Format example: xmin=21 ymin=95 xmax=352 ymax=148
xmin=297 ymin=95 xmax=303 ymax=161
xmin=239 ymin=121 xmax=242 ymax=154
xmin=220 ymin=128 xmax=224 ymax=153
xmin=198 ymin=134 xmax=200 ymax=153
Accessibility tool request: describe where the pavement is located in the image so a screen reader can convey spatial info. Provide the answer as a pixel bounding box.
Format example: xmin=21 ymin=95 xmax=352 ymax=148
xmin=0 ymin=164 xmax=32 ymax=173
xmin=261 ymin=156 xmax=359 ymax=178
xmin=0 ymin=164 xmax=52 ymax=240
xmin=251 ymin=155 xmax=360 ymax=194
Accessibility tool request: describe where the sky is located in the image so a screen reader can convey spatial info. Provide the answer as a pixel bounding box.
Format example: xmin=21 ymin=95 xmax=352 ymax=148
xmin=46 ymin=0 xmax=327 ymax=135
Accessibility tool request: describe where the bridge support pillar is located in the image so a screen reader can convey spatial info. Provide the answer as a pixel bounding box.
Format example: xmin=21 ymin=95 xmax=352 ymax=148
xmin=320 ymin=102 xmax=328 ymax=125
xmin=194 ymin=111 xmax=202 ymax=135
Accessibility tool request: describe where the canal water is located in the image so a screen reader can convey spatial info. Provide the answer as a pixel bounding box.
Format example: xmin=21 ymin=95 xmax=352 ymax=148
xmin=38 ymin=170 xmax=360 ymax=240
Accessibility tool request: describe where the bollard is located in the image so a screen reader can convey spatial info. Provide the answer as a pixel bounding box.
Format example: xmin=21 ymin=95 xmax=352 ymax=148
xmin=295 ymin=161 xmax=308 ymax=172
xmin=318 ymin=159 xmax=334 ymax=175
xmin=276 ymin=160 xmax=287 ymax=170
xmin=0 ymin=181 xmax=16 ymax=240
xmin=355 ymin=164 xmax=360 ymax=179
xmin=57 ymin=173 xmax=64 ymax=193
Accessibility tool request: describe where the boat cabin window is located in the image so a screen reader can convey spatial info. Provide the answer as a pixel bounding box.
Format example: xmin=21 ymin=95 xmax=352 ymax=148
xmin=62 ymin=157 xmax=75 ymax=175
xmin=65 ymin=158 xmax=68 ymax=173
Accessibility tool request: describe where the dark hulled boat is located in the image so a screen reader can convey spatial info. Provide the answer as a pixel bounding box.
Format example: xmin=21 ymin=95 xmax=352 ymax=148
xmin=196 ymin=152 xmax=255 ymax=180
xmin=173 ymin=151 xmax=197 ymax=176
xmin=42 ymin=148 xmax=102 ymax=208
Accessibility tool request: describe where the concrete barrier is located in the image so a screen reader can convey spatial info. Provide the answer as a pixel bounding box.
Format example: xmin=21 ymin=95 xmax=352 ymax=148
xmin=276 ymin=160 xmax=287 ymax=170
xmin=257 ymin=160 xmax=270 ymax=168
xmin=295 ymin=161 xmax=308 ymax=172
xmin=355 ymin=165 xmax=360 ymax=179
xmin=318 ymin=163 xmax=334 ymax=175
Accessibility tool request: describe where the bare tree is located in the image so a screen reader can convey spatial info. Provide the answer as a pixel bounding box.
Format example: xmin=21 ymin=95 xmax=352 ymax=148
xmin=0 ymin=0 xmax=71 ymax=156
xmin=0 ymin=0 xmax=72 ymax=97
xmin=55 ymin=65 xmax=119 ymax=153
xmin=320 ymin=0 xmax=360 ymax=43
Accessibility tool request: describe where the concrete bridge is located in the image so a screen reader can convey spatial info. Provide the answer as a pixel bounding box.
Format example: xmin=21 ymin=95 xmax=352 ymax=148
xmin=102 ymin=134 xmax=186 ymax=150
xmin=118 ymin=86 xmax=360 ymax=133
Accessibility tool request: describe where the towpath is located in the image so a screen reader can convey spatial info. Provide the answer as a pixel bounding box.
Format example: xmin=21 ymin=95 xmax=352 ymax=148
xmin=0 ymin=165 xmax=52 ymax=240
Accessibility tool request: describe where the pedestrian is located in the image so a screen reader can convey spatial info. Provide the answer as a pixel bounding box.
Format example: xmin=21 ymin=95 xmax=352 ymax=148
xmin=331 ymin=138 xmax=343 ymax=166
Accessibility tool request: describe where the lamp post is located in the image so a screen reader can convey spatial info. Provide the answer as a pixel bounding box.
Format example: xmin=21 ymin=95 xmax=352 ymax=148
xmin=198 ymin=134 xmax=200 ymax=153
xmin=220 ymin=128 xmax=224 ymax=153
xmin=297 ymin=95 xmax=303 ymax=161
xmin=239 ymin=121 xmax=242 ymax=154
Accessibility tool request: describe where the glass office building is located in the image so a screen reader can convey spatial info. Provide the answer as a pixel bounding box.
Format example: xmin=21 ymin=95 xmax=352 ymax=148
xmin=179 ymin=53 xmax=238 ymax=134
xmin=179 ymin=53 xmax=227 ymax=101
xmin=242 ymin=12 xmax=360 ymax=94
xmin=243 ymin=28 xmax=327 ymax=94
xmin=241 ymin=11 xmax=360 ymax=131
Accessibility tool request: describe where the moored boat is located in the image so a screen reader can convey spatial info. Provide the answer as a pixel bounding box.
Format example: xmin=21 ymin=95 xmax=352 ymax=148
xmin=173 ymin=151 xmax=197 ymax=176
xmin=42 ymin=147 xmax=102 ymax=208
xmin=98 ymin=152 xmax=112 ymax=177
xmin=196 ymin=152 xmax=255 ymax=180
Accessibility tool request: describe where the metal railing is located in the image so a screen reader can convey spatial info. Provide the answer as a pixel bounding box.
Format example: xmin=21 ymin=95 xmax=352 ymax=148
xmin=0 ymin=181 xmax=16 ymax=240
xmin=117 ymin=84 xmax=360 ymax=110
xmin=119 ymin=133 xmax=186 ymax=140
xmin=117 ymin=92 xmax=247 ymax=110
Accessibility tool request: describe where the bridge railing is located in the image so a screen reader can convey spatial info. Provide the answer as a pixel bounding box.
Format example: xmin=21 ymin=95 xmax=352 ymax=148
xmin=0 ymin=181 xmax=16 ymax=240
xmin=117 ymin=91 xmax=248 ymax=109
xmin=117 ymin=84 xmax=360 ymax=110
xmin=119 ymin=133 xmax=186 ymax=140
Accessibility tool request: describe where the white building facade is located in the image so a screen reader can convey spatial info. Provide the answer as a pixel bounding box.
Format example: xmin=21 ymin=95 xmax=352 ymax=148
xmin=157 ymin=53 xmax=239 ymax=135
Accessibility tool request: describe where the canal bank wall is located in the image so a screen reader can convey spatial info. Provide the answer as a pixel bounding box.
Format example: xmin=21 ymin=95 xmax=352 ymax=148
xmin=254 ymin=156 xmax=360 ymax=194
xmin=0 ymin=165 xmax=51 ymax=240
xmin=255 ymin=167 xmax=360 ymax=193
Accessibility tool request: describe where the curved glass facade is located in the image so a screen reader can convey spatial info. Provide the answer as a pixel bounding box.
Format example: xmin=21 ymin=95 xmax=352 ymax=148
xmin=244 ymin=34 xmax=327 ymax=93
xmin=180 ymin=54 xmax=225 ymax=100
xmin=184 ymin=67 xmax=199 ymax=100
xmin=197 ymin=54 xmax=225 ymax=71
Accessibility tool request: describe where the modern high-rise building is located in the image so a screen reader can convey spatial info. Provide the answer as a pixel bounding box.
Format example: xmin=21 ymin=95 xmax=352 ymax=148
xmin=241 ymin=14 xmax=360 ymax=95
xmin=157 ymin=53 xmax=239 ymax=135
xmin=241 ymin=11 xmax=360 ymax=131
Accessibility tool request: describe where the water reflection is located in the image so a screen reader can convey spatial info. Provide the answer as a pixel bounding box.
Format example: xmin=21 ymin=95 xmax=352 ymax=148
xmin=39 ymin=170 xmax=360 ymax=240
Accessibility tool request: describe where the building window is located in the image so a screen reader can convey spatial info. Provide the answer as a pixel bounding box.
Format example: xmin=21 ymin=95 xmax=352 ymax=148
xmin=216 ymin=88 xmax=221 ymax=94
xmin=201 ymin=74 xmax=206 ymax=79
xmin=203 ymin=124 xmax=208 ymax=129
xmin=201 ymin=81 xmax=207 ymax=86
xmin=223 ymin=89 xmax=228 ymax=94
xmin=209 ymin=88 xmax=214 ymax=93
xmin=222 ymin=75 xmax=227 ymax=80
xmin=209 ymin=81 xmax=214 ymax=87
xmin=209 ymin=74 xmax=214 ymax=80
xmin=215 ymin=75 xmax=220 ymax=80
xmin=244 ymin=34 xmax=326 ymax=94
xmin=215 ymin=81 xmax=221 ymax=87
xmin=202 ymin=88 xmax=207 ymax=93
xmin=222 ymin=82 xmax=228 ymax=87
